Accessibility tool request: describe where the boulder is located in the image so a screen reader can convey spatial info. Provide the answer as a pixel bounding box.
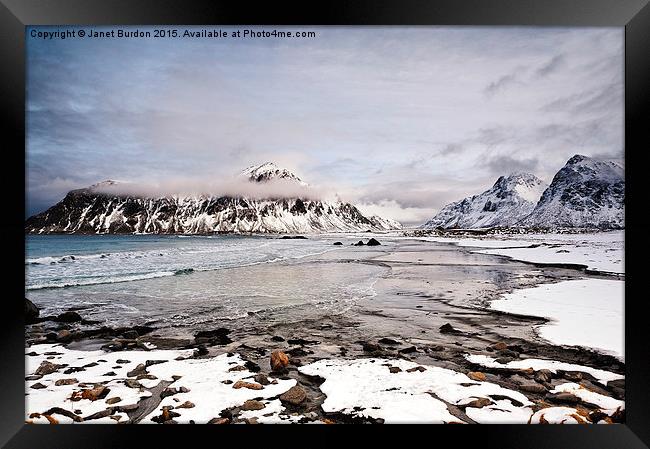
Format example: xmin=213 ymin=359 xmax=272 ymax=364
xmin=353 ymin=240 xmax=365 ymax=246
xmin=25 ymin=298 xmax=40 ymax=324
xmin=279 ymin=385 xmax=306 ymax=405
xmin=519 ymin=383 xmax=547 ymax=394
xmin=54 ymin=311 xmax=83 ymax=323
xmin=270 ymin=350 xmax=289 ymax=371
xmin=333 ymin=242 xmax=343 ymax=246
xmin=367 ymin=238 xmax=381 ymax=246
xmin=241 ymin=400 xmax=265 ymax=411
xmin=232 ymin=380 xmax=263 ymax=390
xmin=467 ymin=372 xmax=486 ymax=382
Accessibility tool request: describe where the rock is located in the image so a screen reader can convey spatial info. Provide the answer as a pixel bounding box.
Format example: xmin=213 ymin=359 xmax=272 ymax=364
xmin=399 ymin=346 xmax=418 ymax=354
xmin=25 ymin=298 xmax=40 ymax=324
xmin=54 ymin=311 xmax=83 ymax=323
xmin=280 ymin=385 xmax=307 ymax=405
xmin=73 ymin=385 xmax=109 ymax=401
xmin=194 ymin=328 xmax=232 ymax=345
xmin=362 ymin=342 xmax=382 ymax=353
xmin=491 ymin=342 xmax=508 ymax=351
xmin=25 ymin=375 xmax=42 ymax=381
xmin=467 ymin=372 xmax=486 ymax=382
xmin=389 ymin=367 xmax=402 ymax=373
xmin=83 ymin=409 xmax=112 ymax=421
xmin=439 ymin=323 xmax=462 ymax=334
xmin=378 ymin=338 xmax=400 ymax=345
xmin=333 ymin=242 xmax=343 ymax=245
xmin=287 ymin=338 xmax=319 ymax=345
xmin=208 ymin=417 xmax=230 ymax=424
xmin=56 ymin=329 xmax=72 ymax=343
xmin=270 ymin=335 xmax=285 ymax=342
xmin=280 ymin=235 xmax=307 ymax=239
xmin=30 ymin=382 xmax=46 ymax=389
xmin=428 ymin=345 xmax=445 ymax=352
xmin=270 ymin=350 xmax=289 ymax=371
xmin=495 ymin=357 xmax=516 ymax=364
xmin=244 ymin=360 xmax=261 ymax=372
xmin=228 ymin=365 xmax=247 ymax=372
xmin=519 ymin=383 xmax=547 ymax=394
xmin=534 ymin=369 xmax=553 ymax=384
xmin=177 ymin=401 xmax=195 ymax=409
xmin=126 ymin=364 xmax=147 ymax=377
xmin=464 ymin=397 xmax=492 ymax=408
xmin=546 ymin=392 xmax=580 ymax=404
xmin=561 ymin=371 xmax=583 ymax=382
xmin=406 ymin=366 xmax=426 ymax=373
xmin=54 ymin=378 xmax=78 ymax=386
xmin=121 ymin=330 xmax=139 ymax=339
xmin=124 ymin=379 xmax=142 ymax=389
xmin=106 ymin=397 xmax=121 ymax=405
xmin=232 ymin=380 xmax=263 ymax=390
xmin=193 ymin=345 xmax=208 ymax=357
xmin=116 ymin=359 xmax=130 ymax=364
xmin=497 ymin=349 xmax=519 ymax=358
xmin=254 ymin=373 xmax=270 ymax=385
xmin=35 ymin=360 xmax=65 ymax=376
xmin=241 ymin=400 xmax=266 ymax=411
xmin=353 ymin=240 xmax=365 ymax=246
xmin=367 ymin=238 xmax=381 ymax=246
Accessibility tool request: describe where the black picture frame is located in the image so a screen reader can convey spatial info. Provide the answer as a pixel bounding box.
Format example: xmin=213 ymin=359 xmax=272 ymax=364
xmin=2 ymin=0 xmax=648 ymax=447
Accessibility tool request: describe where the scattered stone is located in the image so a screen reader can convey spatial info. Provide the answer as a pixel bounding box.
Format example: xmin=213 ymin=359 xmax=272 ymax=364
xmin=497 ymin=349 xmax=519 ymax=359
xmin=193 ymin=345 xmax=208 ymax=357
xmin=362 ymin=342 xmax=382 ymax=353
xmin=280 ymin=385 xmax=307 ymax=405
xmin=106 ymin=397 xmax=121 ymax=405
xmin=124 ymin=379 xmax=142 ymax=389
xmin=389 ymin=367 xmax=402 ymax=374
xmin=491 ymin=342 xmax=508 ymax=351
xmin=439 ymin=323 xmax=462 ymax=334
xmin=121 ymin=330 xmax=139 ymax=339
xmin=194 ymin=328 xmax=232 ymax=345
xmin=116 ymin=359 xmax=130 ymax=364
xmin=270 ymin=336 xmax=285 ymax=342
xmin=103 ymin=372 xmax=117 ymax=377
xmin=221 ymin=380 xmax=233 ymax=385
xmin=54 ymin=378 xmax=78 ymax=386
xmin=399 ymin=346 xmax=418 ymax=354
xmin=43 ymin=407 xmax=83 ymax=422
xmin=428 ymin=345 xmax=445 ymax=352
xmin=30 ymin=383 xmax=46 ymax=389
xmin=127 ymin=364 xmax=147 ymax=377
xmin=208 ymin=417 xmax=230 ymax=424
xmin=406 ymin=366 xmax=426 ymax=373
xmin=270 ymin=350 xmax=289 ymax=371
xmin=83 ymin=409 xmax=112 ymax=421
xmin=228 ymin=365 xmax=247 ymax=372
xmin=233 ymin=381 xmax=263 ymax=390
xmin=535 ymin=369 xmax=553 ymax=384
xmin=73 ymin=385 xmax=109 ymax=401
xmin=35 ymin=360 xmax=65 ymax=376
xmin=378 ymin=338 xmax=400 ymax=345
xmin=25 ymin=298 xmax=40 ymax=324
xmin=354 ymin=240 xmax=365 ymax=246
xmin=287 ymin=338 xmax=319 ymax=345
xmin=54 ymin=311 xmax=83 ymax=323
xmin=25 ymin=375 xmax=42 ymax=381
xmin=177 ymin=401 xmax=195 ymax=409
xmin=367 ymin=238 xmax=381 ymax=246
xmin=241 ymin=400 xmax=266 ymax=411
xmin=254 ymin=373 xmax=270 ymax=385
xmin=287 ymin=347 xmax=310 ymax=357
xmin=467 ymin=372 xmax=486 ymax=382
xmin=561 ymin=371 xmax=583 ymax=382
xmin=244 ymin=361 xmax=261 ymax=372
xmin=546 ymin=392 xmax=580 ymax=404
xmin=464 ymin=397 xmax=492 ymax=408
xmin=152 ymin=406 xmax=180 ymax=423
xmin=519 ymin=383 xmax=547 ymax=394
xmin=333 ymin=242 xmax=343 ymax=246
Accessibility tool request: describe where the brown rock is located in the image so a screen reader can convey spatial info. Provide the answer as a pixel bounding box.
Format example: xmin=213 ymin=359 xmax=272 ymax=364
xmin=406 ymin=366 xmax=426 ymax=373
xmin=467 ymin=372 xmax=486 ymax=381
xmin=389 ymin=367 xmax=402 ymax=374
xmin=232 ymin=380 xmax=263 ymax=390
xmin=491 ymin=342 xmax=508 ymax=351
xmin=106 ymin=397 xmax=121 ymax=405
xmin=44 ymin=415 xmax=59 ymax=425
xmin=30 ymin=382 xmax=46 ymax=389
xmin=519 ymin=383 xmax=547 ymax=394
xmin=208 ymin=417 xmax=230 ymax=424
xmin=73 ymin=385 xmax=108 ymax=401
xmin=228 ymin=365 xmax=247 ymax=372
xmin=54 ymin=378 xmax=78 ymax=386
xmin=270 ymin=350 xmax=289 ymax=371
xmin=464 ymin=397 xmax=492 ymax=408
xmin=279 ymin=385 xmax=306 ymax=405
xmin=177 ymin=401 xmax=195 ymax=409
xmin=35 ymin=361 xmax=65 ymax=376
xmin=254 ymin=373 xmax=270 ymax=385
xmin=241 ymin=400 xmax=266 ymax=411
xmin=56 ymin=330 xmax=72 ymax=343
xmin=535 ymin=369 xmax=553 ymax=383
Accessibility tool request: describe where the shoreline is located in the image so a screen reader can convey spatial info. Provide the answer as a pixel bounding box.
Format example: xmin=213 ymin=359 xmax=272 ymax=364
xmin=25 ymin=235 xmax=625 ymax=424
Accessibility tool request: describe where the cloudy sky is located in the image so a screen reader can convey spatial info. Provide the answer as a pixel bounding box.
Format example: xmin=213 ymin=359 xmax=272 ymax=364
xmin=27 ymin=26 xmax=623 ymax=225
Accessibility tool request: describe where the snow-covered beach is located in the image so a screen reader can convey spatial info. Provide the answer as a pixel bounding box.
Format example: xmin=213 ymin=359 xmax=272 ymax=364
xmin=25 ymin=232 xmax=625 ymax=424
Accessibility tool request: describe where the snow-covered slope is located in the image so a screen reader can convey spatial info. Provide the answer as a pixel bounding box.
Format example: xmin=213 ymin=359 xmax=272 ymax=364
xmin=25 ymin=163 xmax=401 ymax=234
xmin=421 ymin=173 xmax=547 ymax=229
xmin=521 ymin=155 xmax=624 ymax=229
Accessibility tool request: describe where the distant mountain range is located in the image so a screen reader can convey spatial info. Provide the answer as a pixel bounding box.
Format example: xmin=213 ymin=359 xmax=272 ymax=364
xmin=422 ymin=154 xmax=624 ymax=230
xmin=25 ymin=163 xmax=402 ymax=234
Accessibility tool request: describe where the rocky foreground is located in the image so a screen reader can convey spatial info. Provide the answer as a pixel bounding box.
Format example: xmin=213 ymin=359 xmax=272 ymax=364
xmin=25 ymin=298 xmax=625 ymax=425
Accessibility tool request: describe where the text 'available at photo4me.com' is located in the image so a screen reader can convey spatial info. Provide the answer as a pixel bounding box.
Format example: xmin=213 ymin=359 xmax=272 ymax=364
xmin=29 ymin=28 xmax=318 ymax=41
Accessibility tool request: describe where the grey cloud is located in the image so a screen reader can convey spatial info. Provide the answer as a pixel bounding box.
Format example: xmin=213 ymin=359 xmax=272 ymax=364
xmin=484 ymin=155 xmax=540 ymax=176
xmin=536 ymin=54 xmax=565 ymax=77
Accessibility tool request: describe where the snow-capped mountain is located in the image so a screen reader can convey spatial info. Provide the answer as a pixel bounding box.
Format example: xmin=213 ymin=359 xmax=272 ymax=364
xmin=25 ymin=163 xmax=402 ymax=234
xmin=521 ymin=155 xmax=624 ymax=229
xmin=421 ymin=173 xmax=547 ymax=229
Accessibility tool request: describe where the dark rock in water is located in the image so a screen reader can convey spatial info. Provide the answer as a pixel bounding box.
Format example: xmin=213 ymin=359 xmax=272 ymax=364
xmin=362 ymin=342 xmax=382 ymax=353
xmin=439 ymin=323 xmax=462 ymax=334
xmin=54 ymin=311 xmax=83 ymax=323
xmin=279 ymin=385 xmax=307 ymax=405
xmin=25 ymin=298 xmax=40 ymax=324
xmin=194 ymin=328 xmax=232 ymax=345
xmin=354 ymin=240 xmax=365 ymax=246
xmin=367 ymin=238 xmax=381 ymax=246
xmin=280 ymin=235 xmax=308 ymax=239
xmin=270 ymin=336 xmax=285 ymax=342
xmin=244 ymin=360 xmax=261 ymax=373
xmin=287 ymin=338 xmax=319 ymax=345
xmin=378 ymin=338 xmax=400 ymax=346
xmin=399 ymin=346 xmax=418 ymax=354
xmin=333 ymin=241 xmax=343 ymax=245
